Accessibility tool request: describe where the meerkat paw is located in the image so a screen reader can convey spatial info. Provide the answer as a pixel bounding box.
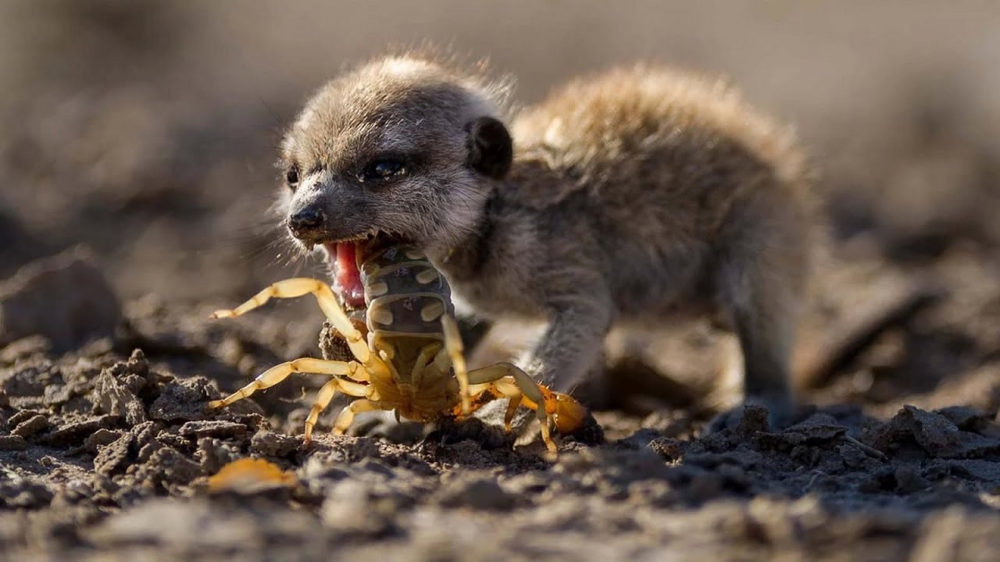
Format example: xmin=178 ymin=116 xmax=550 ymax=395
xmin=704 ymin=394 xmax=795 ymax=435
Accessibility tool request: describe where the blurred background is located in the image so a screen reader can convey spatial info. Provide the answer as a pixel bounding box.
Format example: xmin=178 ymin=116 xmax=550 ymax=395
xmin=1 ymin=0 xmax=998 ymax=415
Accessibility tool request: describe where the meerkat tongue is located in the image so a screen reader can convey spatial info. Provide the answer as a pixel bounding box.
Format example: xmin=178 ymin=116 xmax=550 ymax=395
xmin=328 ymin=243 xmax=365 ymax=309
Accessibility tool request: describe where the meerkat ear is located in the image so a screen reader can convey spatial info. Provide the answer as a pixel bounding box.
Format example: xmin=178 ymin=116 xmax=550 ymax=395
xmin=465 ymin=116 xmax=513 ymax=179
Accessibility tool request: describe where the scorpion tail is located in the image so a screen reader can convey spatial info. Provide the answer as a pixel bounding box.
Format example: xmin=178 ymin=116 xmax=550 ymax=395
xmin=551 ymin=392 xmax=606 ymax=445
xmin=551 ymin=392 xmax=588 ymax=434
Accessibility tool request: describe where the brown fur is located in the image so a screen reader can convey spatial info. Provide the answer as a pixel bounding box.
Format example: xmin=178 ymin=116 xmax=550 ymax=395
xmin=278 ymin=52 xmax=822 ymax=425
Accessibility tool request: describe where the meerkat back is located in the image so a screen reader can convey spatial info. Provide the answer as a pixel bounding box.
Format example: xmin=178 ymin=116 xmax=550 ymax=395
xmin=507 ymin=65 xmax=821 ymax=425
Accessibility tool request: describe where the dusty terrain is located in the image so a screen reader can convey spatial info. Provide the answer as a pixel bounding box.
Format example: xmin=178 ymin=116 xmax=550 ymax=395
xmin=2 ymin=2 xmax=1000 ymax=561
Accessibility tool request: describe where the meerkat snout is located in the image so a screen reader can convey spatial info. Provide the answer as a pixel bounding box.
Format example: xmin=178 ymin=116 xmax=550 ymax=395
xmin=276 ymin=52 xmax=822 ymax=428
xmin=286 ymin=207 xmax=327 ymax=241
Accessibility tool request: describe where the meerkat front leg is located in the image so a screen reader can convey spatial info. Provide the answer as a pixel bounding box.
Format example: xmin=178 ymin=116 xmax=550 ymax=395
xmin=525 ymin=300 xmax=614 ymax=394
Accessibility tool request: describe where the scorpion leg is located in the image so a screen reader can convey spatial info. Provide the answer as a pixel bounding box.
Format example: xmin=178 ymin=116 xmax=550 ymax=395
xmin=332 ymin=399 xmax=384 ymax=435
xmin=465 ymin=363 xmax=557 ymax=454
xmin=503 ymin=394 xmax=523 ymax=432
xmin=441 ymin=315 xmax=472 ymax=415
xmin=304 ymin=377 xmax=372 ymax=445
xmin=210 ymin=278 xmax=388 ymax=379
xmin=208 ymin=358 xmax=368 ymax=408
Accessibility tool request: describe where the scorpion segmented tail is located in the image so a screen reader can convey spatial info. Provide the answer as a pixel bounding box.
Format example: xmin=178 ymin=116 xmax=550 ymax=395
xmin=359 ymin=245 xmax=454 ymax=341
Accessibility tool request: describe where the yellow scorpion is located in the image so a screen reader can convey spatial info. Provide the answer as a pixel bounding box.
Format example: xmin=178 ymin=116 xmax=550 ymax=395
xmin=208 ymin=244 xmax=591 ymax=453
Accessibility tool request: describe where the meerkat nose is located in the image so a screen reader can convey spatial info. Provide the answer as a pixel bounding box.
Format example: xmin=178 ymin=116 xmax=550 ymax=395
xmin=287 ymin=207 xmax=327 ymax=240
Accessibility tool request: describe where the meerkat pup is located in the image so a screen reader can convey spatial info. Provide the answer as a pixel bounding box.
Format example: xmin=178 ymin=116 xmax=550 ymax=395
xmin=278 ymin=52 xmax=820 ymax=427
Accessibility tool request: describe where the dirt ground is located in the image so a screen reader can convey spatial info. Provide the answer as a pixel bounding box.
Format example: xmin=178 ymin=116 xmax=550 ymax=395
xmin=2 ymin=2 xmax=1000 ymax=561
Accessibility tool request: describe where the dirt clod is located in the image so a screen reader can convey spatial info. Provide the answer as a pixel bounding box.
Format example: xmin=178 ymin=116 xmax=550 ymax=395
xmin=251 ymin=430 xmax=300 ymax=457
xmin=11 ymin=413 xmax=49 ymax=438
xmin=0 ymin=248 xmax=120 ymax=353
xmin=4 ymin=313 xmax=1000 ymax=561
xmin=84 ymin=429 xmax=122 ymax=453
xmin=178 ymin=420 xmax=248 ymax=440
xmin=0 ymin=435 xmax=27 ymax=450
xmin=435 ymin=475 xmax=518 ymax=511
xmin=94 ymin=363 xmax=147 ymax=426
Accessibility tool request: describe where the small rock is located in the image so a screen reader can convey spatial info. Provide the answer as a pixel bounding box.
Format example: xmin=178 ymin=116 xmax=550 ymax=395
xmin=0 ymin=206 xmax=49 ymax=278
xmin=94 ymin=433 xmax=134 ymax=477
xmin=57 ymin=479 xmax=94 ymax=505
xmin=6 ymin=409 xmax=44 ymax=428
xmin=88 ymin=498 xmax=316 ymax=549
xmin=839 ymin=443 xmax=873 ymax=469
xmin=648 ymin=437 xmax=686 ymax=461
xmin=0 ymin=335 xmax=51 ymax=364
xmin=0 ymin=364 xmax=54 ymax=397
xmin=894 ymin=466 xmax=929 ymax=493
xmin=865 ymin=405 xmax=1000 ymax=459
xmin=178 ymin=420 xmax=248 ymax=440
xmin=90 ymin=474 xmax=121 ymax=503
xmin=0 ymin=435 xmax=27 ymax=450
xmin=321 ymin=480 xmax=398 ymax=537
xmin=356 ymin=457 xmax=396 ymax=479
xmin=84 ymin=429 xmax=122 ymax=453
xmin=927 ymin=459 xmax=1000 ymax=482
xmin=197 ymin=438 xmax=240 ymax=475
xmin=736 ymin=405 xmax=771 ymax=438
xmin=156 ymin=432 xmax=191 ymax=451
xmin=137 ymin=440 xmax=164 ymax=463
xmin=149 ymin=377 xmax=215 ymax=422
xmin=934 ymin=406 xmax=993 ymax=433
xmin=251 ymin=430 xmax=299 ymax=457
xmin=782 ymin=414 xmax=848 ymax=441
xmin=131 ymin=421 xmax=161 ymax=450
xmin=150 ymin=446 xmax=203 ymax=486
xmin=301 ymin=453 xmax=352 ymax=485
xmin=435 ymin=476 xmax=517 ymax=511
xmin=0 ymin=247 xmax=121 ymax=353
xmin=319 ymin=320 xmax=356 ymax=361
xmin=41 ymin=414 xmax=119 ymax=446
xmin=11 ymin=413 xmax=49 ymax=438
xmin=94 ymin=364 xmax=147 ymax=426
xmin=616 ymin=428 xmax=662 ymax=450
xmin=0 ymin=480 xmax=53 ymax=509
xmin=687 ymin=471 xmax=726 ymax=501
xmin=124 ymin=349 xmax=150 ymax=379
xmin=684 ymin=448 xmax=763 ymax=471
xmin=502 ymin=472 xmax=552 ymax=496
xmin=43 ymin=383 xmax=77 ymax=406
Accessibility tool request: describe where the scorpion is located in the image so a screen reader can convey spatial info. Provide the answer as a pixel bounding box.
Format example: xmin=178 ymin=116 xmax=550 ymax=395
xmin=207 ymin=242 xmax=592 ymax=453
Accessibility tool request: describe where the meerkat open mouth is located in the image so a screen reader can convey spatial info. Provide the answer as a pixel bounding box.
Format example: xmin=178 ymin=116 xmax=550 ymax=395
xmin=323 ymin=231 xmax=406 ymax=310
xmin=325 ymin=241 xmax=364 ymax=309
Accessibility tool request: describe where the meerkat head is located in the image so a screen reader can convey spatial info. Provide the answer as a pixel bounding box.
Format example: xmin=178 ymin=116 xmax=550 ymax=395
xmin=278 ymin=54 xmax=512 ymax=307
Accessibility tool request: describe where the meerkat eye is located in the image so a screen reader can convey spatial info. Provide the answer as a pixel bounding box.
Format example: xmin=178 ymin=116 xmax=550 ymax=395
xmin=361 ymin=159 xmax=407 ymax=182
xmin=285 ymin=165 xmax=300 ymax=189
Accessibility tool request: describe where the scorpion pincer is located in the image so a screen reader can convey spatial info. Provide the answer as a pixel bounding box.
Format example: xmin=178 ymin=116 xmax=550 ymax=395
xmin=207 ymin=243 xmax=591 ymax=454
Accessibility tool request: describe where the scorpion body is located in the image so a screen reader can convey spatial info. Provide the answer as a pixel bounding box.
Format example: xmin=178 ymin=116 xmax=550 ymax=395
xmin=208 ymin=243 xmax=591 ymax=453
